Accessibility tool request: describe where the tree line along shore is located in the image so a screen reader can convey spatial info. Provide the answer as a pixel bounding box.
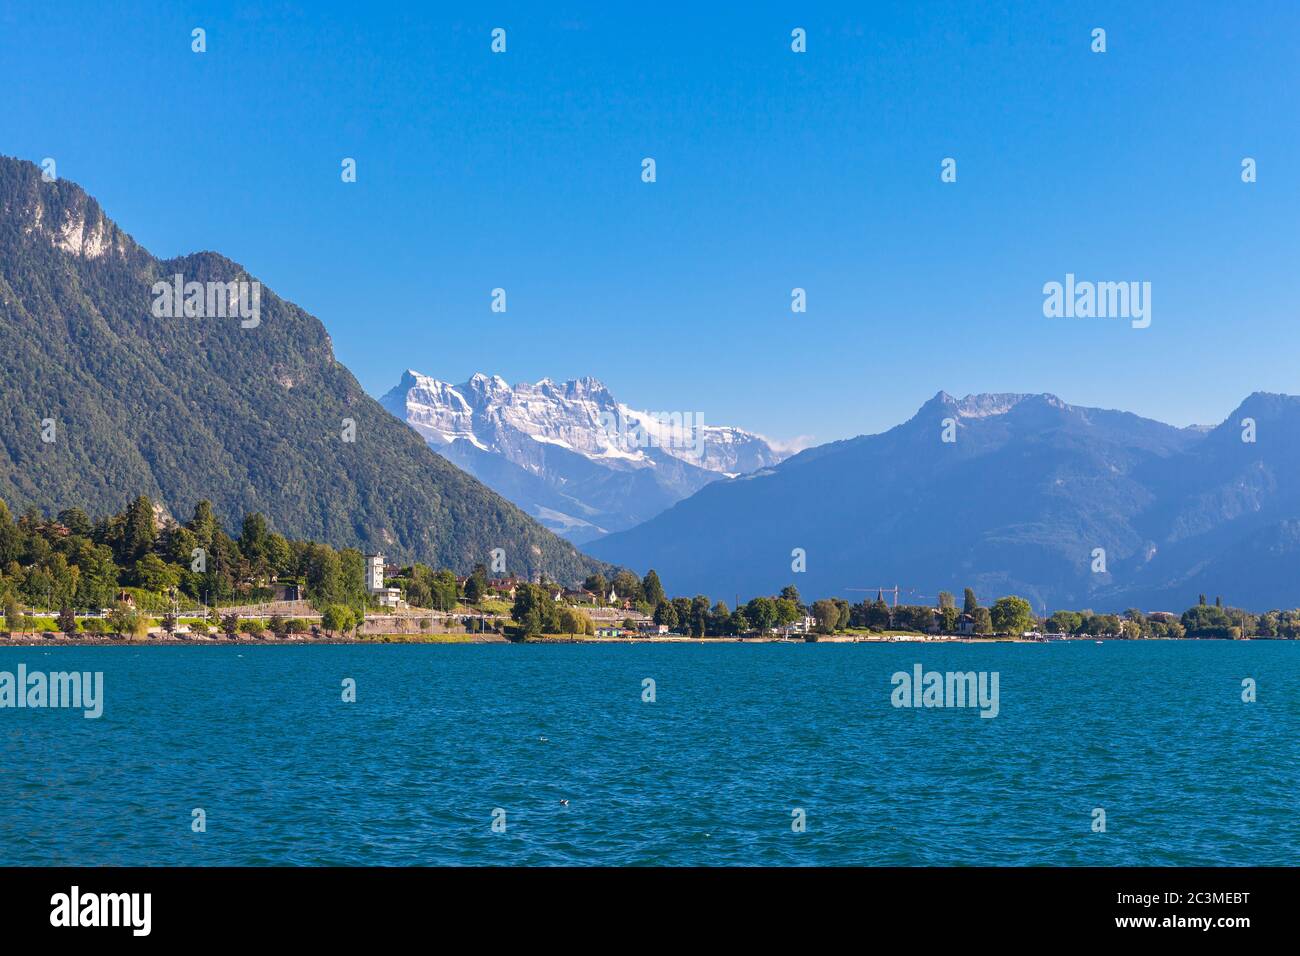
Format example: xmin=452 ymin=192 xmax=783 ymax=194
xmin=0 ymin=497 xmax=1291 ymax=643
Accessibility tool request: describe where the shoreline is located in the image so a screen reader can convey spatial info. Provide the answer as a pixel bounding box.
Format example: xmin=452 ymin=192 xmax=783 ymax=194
xmin=0 ymin=634 xmax=497 ymax=647
xmin=0 ymin=633 xmax=1224 ymax=648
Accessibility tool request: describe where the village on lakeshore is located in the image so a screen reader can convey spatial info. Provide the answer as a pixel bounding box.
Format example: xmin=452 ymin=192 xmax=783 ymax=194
xmin=0 ymin=497 xmax=1292 ymax=645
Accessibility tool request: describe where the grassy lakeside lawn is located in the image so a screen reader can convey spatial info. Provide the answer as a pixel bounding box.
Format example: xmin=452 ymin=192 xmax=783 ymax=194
xmin=5 ymin=615 xmax=60 ymax=632
xmin=452 ymin=599 xmax=512 ymax=616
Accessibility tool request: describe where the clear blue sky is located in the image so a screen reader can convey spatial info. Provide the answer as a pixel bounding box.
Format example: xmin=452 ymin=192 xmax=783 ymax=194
xmin=3 ymin=1 xmax=1297 ymax=446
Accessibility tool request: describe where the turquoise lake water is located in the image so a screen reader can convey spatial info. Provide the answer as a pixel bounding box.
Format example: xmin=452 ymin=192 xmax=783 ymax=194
xmin=1 ymin=641 xmax=1296 ymax=865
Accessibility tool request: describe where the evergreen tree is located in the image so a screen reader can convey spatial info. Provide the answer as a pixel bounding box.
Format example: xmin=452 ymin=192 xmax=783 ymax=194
xmin=239 ymin=513 xmax=271 ymax=570
xmin=0 ymin=500 xmax=19 ymax=566
xmin=611 ymin=570 xmax=643 ymax=602
xmin=57 ymin=507 xmax=92 ymax=537
xmin=122 ymin=495 xmax=157 ymax=564
xmin=188 ymin=500 xmax=219 ymax=553
xmin=642 ymin=569 xmax=666 ymax=607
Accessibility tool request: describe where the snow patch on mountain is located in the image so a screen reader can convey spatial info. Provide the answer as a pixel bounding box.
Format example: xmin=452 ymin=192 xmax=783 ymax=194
xmin=384 ymin=369 xmax=784 ymax=476
xmin=380 ymin=370 xmax=789 ymax=542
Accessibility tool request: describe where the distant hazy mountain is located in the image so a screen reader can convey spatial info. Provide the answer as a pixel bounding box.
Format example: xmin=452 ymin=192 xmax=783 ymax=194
xmin=0 ymin=155 xmax=602 ymax=582
xmin=380 ymin=370 xmax=787 ymax=543
xmin=589 ymin=390 xmax=1300 ymax=612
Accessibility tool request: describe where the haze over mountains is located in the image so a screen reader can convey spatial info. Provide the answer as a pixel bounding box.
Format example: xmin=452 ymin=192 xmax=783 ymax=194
xmin=381 ymin=369 xmax=787 ymax=543
xmin=0 ymin=155 xmax=601 ymax=582
xmin=589 ymin=390 xmax=1300 ymax=612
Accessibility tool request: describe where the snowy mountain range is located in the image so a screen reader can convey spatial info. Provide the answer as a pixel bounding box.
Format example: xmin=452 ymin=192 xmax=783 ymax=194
xmin=380 ymin=370 xmax=788 ymax=543
xmin=589 ymin=389 xmax=1300 ymax=612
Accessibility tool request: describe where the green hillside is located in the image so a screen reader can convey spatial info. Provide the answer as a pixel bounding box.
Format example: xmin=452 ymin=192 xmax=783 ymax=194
xmin=0 ymin=155 xmax=603 ymax=583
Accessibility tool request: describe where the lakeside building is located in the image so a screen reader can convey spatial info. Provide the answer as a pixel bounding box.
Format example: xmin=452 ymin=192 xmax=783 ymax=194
xmin=604 ymin=587 xmax=634 ymax=610
xmin=364 ymin=553 xmax=403 ymax=609
xmin=774 ymin=615 xmax=818 ymax=637
xmin=557 ymin=587 xmax=598 ymax=605
xmin=489 ymin=577 xmax=521 ymax=599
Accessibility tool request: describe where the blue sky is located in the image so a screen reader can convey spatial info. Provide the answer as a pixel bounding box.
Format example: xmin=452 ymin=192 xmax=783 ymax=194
xmin=2 ymin=1 xmax=1297 ymax=446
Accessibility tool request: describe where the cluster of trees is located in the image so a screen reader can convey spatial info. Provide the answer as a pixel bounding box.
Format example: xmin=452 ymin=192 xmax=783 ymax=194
xmin=511 ymin=572 xmax=820 ymax=639
xmin=394 ymin=565 xmax=460 ymax=610
xmin=510 ymin=583 xmax=596 ymax=636
xmin=0 ymin=495 xmax=380 ymax=617
xmin=578 ymin=569 xmax=666 ymax=610
xmin=1178 ymin=594 xmax=1300 ymax=640
xmin=651 ymin=586 xmax=806 ymax=637
xmin=1041 ymin=596 xmax=1294 ymax=640
xmin=513 ymin=584 xmax=801 ymax=639
xmin=534 ymin=576 xmax=1048 ymax=640
xmin=1043 ymin=608 xmax=1184 ymax=639
xmin=2 ymin=595 xmax=150 ymax=639
xmin=201 ymin=611 xmax=313 ymax=640
xmin=1 ymin=499 xmax=121 ymax=614
xmin=1018 ymin=595 xmax=1300 ymax=640
xmin=1 ymin=496 xmax=610 ymax=640
xmin=837 ymin=590 xmax=1035 ymax=636
xmin=0 ymin=496 xmax=455 ymax=639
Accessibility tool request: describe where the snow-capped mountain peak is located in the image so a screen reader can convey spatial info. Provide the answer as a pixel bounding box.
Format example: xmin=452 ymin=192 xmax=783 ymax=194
xmin=383 ymin=371 xmax=782 ymax=473
xmin=379 ymin=371 xmax=789 ymax=542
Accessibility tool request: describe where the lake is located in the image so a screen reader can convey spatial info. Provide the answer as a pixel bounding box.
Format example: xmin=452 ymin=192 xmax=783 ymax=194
xmin=2 ymin=640 xmax=1295 ymax=865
